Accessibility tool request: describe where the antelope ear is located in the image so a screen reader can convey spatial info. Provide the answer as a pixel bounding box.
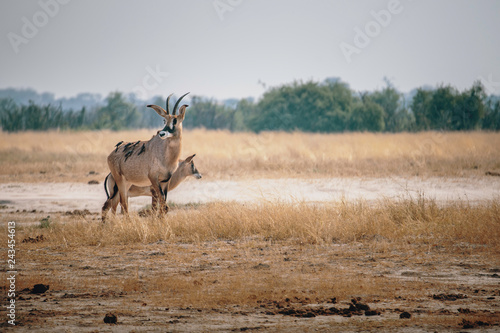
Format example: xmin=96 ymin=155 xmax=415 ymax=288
xmin=184 ymin=154 xmax=196 ymax=163
xmin=177 ymin=104 xmax=188 ymax=120
xmin=147 ymin=104 xmax=168 ymax=118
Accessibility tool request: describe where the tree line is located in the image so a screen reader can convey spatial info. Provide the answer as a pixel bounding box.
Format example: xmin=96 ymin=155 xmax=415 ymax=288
xmin=1 ymin=79 xmax=499 ymax=132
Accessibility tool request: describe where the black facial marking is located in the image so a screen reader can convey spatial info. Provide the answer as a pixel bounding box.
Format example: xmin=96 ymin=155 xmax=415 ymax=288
xmin=161 ymin=121 xmax=175 ymax=134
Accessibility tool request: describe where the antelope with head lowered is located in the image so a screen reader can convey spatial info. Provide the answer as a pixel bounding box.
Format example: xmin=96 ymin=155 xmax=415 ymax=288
xmin=106 ymin=92 xmax=189 ymax=217
xmin=102 ymin=154 xmax=202 ymax=221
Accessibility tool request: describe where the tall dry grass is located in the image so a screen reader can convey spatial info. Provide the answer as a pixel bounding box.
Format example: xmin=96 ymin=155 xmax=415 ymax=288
xmin=0 ymin=130 xmax=499 ymax=182
xmin=19 ymin=197 xmax=500 ymax=251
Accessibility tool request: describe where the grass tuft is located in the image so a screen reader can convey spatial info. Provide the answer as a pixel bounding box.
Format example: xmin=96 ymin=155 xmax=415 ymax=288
xmin=19 ymin=198 xmax=499 ymax=250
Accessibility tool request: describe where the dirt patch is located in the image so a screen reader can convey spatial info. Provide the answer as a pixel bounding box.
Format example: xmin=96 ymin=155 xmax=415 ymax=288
xmin=4 ymin=239 xmax=499 ymax=332
xmin=262 ymin=297 xmax=381 ymax=318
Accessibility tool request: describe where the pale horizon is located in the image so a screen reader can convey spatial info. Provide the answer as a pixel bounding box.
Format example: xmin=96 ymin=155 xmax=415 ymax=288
xmin=1 ymin=0 xmax=499 ymax=101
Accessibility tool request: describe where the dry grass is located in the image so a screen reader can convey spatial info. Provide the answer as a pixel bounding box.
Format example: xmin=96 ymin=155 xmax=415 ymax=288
xmin=1 ymin=129 xmax=499 ymax=182
xmin=11 ymin=197 xmax=499 ymax=250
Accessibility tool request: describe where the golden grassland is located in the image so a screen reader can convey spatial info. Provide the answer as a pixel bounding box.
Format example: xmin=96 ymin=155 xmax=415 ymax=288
xmin=2 ymin=129 xmax=500 ymax=330
xmin=0 ymin=129 xmax=499 ymax=182
xmin=2 ymin=198 xmax=500 ymax=330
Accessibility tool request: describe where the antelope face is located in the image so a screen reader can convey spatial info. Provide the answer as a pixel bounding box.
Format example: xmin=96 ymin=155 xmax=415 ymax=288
xmin=158 ymin=115 xmax=179 ymax=139
xmin=191 ymin=161 xmax=202 ymax=179
xmin=147 ymin=92 xmax=190 ymax=140
xmin=182 ymin=154 xmax=202 ymax=179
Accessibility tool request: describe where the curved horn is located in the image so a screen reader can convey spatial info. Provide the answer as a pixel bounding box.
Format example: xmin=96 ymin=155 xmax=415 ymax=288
xmin=173 ymin=92 xmax=190 ymax=115
xmin=146 ymin=104 xmax=168 ymax=118
xmin=165 ymin=93 xmax=173 ymax=115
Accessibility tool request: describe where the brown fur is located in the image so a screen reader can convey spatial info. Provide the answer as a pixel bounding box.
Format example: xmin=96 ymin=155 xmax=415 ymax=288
xmin=102 ymin=154 xmax=201 ymax=221
xmin=106 ymin=103 xmax=188 ymax=216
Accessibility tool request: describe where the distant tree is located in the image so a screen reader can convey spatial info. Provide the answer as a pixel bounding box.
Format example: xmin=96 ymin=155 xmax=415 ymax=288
xmin=482 ymin=99 xmax=500 ymax=130
xmin=319 ymin=79 xmax=353 ymax=132
xmin=249 ymin=79 xmax=353 ymax=132
xmin=411 ymin=88 xmax=433 ymax=130
xmin=428 ymin=85 xmax=457 ymax=130
xmin=452 ymin=81 xmax=485 ymax=130
xmin=0 ymin=98 xmax=20 ymax=131
xmin=1 ymin=79 xmax=498 ymax=132
xmin=348 ymin=94 xmax=385 ymax=132
xmin=392 ymin=107 xmax=415 ymax=132
xmin=370 ymin=80 xmax=401 ymax=132
xmin=232 ymin=98 xmax=255 ymax=131
xmin=182 ymin=96 xmax=236 ymax=130
xmin=93 ymin=92 xmax=140 ymax=130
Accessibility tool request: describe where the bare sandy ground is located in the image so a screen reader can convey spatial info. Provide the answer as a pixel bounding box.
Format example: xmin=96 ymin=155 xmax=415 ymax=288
xmin=0 ymin=176 xmax=499 ymax=214
xmin=4 ymin=240 xmax=500 ymax=332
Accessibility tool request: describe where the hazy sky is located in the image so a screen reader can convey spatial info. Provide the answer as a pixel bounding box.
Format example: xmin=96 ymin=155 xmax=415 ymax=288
xmin=1 ymin=0 xmax=499 ymax=100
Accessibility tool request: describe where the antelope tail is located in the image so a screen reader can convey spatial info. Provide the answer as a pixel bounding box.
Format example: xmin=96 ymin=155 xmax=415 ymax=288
xmin=104 ymin=173 xmax=119 ymax=200
xmin=104 ymin=173 xmax=110 ymax=199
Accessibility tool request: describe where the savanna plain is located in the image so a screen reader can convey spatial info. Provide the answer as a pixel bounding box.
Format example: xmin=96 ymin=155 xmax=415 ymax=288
xmin=1 ymin=130 xmax=500 ymax=332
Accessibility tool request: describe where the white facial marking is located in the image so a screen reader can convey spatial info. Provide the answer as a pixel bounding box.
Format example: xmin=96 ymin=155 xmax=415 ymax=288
xmin=167 ymin=119 xmax=174 ymax=130
xmin=159 ymin=131 xmax=173 ymax=139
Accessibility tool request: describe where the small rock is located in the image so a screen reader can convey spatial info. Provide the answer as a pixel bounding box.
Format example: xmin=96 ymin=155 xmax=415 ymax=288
xmin=365 ymin=310 xmax=380 ymax=316
xmin=355 ymin=302 xmax=370 ymax=311
xmin=400 ymin=311 xmax=411 ymax=319
xmin=302 ymin=312 xmax=316 ymax=318
xmin=31 ymin=284 xmax=49 ymax=294
xmin=88 ymin=180 xmax=99 ymax=185
xmin=104 ymin=313 xmax=117 ymax=324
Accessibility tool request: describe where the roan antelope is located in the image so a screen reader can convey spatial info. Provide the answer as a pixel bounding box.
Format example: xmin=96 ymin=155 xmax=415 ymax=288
xmin=102 ymin=154 xmax=202 ymax=221
xmin=106 ymin=92 xmax=189 ymax=217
